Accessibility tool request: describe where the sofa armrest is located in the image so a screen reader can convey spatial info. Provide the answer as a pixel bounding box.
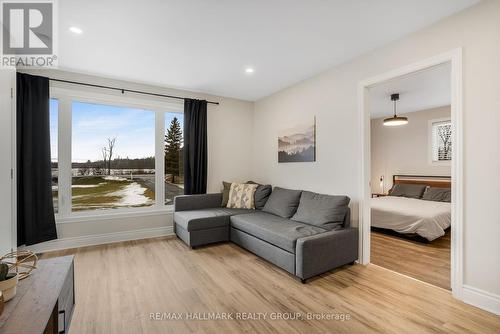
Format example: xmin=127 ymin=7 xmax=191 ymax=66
xmin=295 ymin=228 xmax=358 ymax=280
xmin=174 ymin=193 xmax=223 ymax=212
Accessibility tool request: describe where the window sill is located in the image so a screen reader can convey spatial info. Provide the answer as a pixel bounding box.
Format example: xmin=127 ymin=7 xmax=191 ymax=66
xmin=55 ymin=207 xmax=174 ymax=224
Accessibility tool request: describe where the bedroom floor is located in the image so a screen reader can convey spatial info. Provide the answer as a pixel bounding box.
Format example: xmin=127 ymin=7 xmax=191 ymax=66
xmin=371 ymin=228 xmax=451 ymax=290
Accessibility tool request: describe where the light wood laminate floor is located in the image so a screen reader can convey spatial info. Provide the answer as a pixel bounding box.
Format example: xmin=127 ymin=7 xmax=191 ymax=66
xmin=371 ymin=229 xmax=451 ymax=290
xmin=42 ymin=236 xmax=499 ymax=334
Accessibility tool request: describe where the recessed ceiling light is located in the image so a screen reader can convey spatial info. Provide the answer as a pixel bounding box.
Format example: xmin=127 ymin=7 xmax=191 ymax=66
xmin=69 ymin=26 xmax=83 ymax=34
xmin=245 ymin=67 xmax=254 ymax=74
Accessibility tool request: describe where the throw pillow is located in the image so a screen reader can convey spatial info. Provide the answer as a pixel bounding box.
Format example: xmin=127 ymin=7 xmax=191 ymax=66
xmin=227 ymin=183 xmax=258 ymax=209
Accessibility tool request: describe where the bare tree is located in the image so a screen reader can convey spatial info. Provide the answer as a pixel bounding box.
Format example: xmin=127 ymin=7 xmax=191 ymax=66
xmin=101 ymin=147 xmax=108 ymax=175
xmin=438 ymin=125 xmax=452 ymax=160
xmin=106 ymin=137 xmax=117 ymax=175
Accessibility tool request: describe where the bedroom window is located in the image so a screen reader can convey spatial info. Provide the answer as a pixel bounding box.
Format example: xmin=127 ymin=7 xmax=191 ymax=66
xmin=50 ymin=86 xmax=183 ymax=220
xmin=430 ymin=119 xmax=452 ymax=162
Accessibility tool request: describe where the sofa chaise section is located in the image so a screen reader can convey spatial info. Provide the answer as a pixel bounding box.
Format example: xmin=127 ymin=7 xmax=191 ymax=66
xmin=174 ymin=193 xmax=251 ymax=247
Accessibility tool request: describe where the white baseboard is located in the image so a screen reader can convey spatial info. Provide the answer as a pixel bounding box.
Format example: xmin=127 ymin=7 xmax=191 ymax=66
xmin=462 ymin=285 xmax=500 ymax=315
xmin=20 ymin=226 xmax=175 ymax=253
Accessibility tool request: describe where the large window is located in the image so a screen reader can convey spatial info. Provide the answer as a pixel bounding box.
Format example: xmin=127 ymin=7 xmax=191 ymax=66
xmin=51 ymin=88 xmax=184 ymax=219
xmin=430 ymin=119 xmax=452 ymax=162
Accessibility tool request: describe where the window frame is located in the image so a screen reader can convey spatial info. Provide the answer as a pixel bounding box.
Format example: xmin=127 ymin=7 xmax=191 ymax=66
xmin=428 ymin=117 xmax=452 ymax=166
xmin=51 ymin=86 xmax=184 ymax=223
xmin=49 ymin=99 xmax=59 ymax=214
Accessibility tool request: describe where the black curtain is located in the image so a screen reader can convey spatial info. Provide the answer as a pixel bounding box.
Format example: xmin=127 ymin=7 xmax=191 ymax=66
xmin=17 ymin=73 xmax=57 ymax=246
xmin=183 ymin=99 xmax=208 ymax=195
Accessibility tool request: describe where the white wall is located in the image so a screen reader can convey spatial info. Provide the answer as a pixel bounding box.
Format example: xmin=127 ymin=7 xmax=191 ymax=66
xmin=371 ymin=106 xmax=451 ymax=193
xmin=0 ymin=69 xmax=15 ymax=255
xmin=17 ymin=69 xmax=254 ymax=243
xmin=207 ymin=97 xmax=254 ymax=192
xmin=253 ymin=0 xmax=500 ymax=297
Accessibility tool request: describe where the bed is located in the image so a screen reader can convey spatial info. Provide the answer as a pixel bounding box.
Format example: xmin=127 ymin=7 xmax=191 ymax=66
xmin=371 ymin=175 xmax=451 ymax=241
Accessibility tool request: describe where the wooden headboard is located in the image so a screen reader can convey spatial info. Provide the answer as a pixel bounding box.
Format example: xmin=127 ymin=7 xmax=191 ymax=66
xmin=392 ymin=174 xmax=451 ymax=190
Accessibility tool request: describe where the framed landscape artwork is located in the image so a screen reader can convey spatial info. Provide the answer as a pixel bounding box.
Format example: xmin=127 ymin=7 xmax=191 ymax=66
xmin=278 ymin=117 xmax=316 ymax=163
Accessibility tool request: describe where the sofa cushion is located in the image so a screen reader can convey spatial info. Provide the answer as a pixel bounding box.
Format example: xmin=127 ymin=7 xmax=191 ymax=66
xmin=291 ymin=191 xmax=350 ymax=230
xmin=262 ymin=187 xmax=302 ymax=218
xmin=246 ymin=181 xmax=273 ymax=210
xmin=175 ymin=208 xmax=251 ymax=231
xmin=221 ymin=181 xmax=232 ymax=206
xmin=255 ymin=184 xmax=272 ymax=210
xmin=230 ymin=212 xmax=326 ymax=253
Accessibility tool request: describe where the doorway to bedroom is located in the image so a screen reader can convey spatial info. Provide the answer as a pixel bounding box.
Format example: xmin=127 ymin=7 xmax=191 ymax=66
xmin=368 ymin=63 xmax=452 ymax=290
xmin=359 ymin=52 xmax=462 ymax=293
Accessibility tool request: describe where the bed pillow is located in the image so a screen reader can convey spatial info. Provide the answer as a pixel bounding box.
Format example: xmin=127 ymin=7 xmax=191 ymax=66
xmin=226 ymin=183 xmax=258 ymax=209
xmin=422 ymin=187 xmax=451 ymax=202
xmin=291 ymin=191 xmax=350 ymax=230
xmin=246 ymin=181 xmax=272 ymax=210
xmin=262 ymin=187 xmax=302 ymax=218
xmin=389 ymin=184 xmax=427 ymax=199
xmin=442 ymin=190 xmax=452 ymax=203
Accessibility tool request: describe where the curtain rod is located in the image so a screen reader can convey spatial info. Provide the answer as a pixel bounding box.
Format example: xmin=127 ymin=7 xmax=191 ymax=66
xmin=49 ymin=78 xmax=220 ymax=105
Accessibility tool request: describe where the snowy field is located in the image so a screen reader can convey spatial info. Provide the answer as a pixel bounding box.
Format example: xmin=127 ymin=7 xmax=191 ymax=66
xmin=70 ymin=176 xmax=155 ymax=211
xmin=52 ymin=175 xmax=184 ymax=212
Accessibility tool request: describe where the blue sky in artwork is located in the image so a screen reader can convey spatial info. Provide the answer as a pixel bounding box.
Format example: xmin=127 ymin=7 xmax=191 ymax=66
xmin=49 ymin=99 xmax=183 ymax=162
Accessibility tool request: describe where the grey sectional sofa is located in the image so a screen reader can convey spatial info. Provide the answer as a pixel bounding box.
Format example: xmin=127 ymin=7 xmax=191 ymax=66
xmin=173 ymin=188 xmax=358 ymax=283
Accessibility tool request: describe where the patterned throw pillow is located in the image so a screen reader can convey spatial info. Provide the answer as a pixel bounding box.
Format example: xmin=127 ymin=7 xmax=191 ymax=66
xmin=226 ymin=183 xmax=258 ymax=209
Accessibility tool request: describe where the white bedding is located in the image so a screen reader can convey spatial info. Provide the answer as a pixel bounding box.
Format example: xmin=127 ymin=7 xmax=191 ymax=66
xmin=371 ymin=196 xmax=451 ymax=241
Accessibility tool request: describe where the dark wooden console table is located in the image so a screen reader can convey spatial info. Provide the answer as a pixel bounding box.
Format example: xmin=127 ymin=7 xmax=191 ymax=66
xmin=0 ymin=255 xmax=75 ymax=334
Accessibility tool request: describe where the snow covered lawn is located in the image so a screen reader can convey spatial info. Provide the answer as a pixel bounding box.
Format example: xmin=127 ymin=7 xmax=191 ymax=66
xmin=71 ymin=176 xmax=155 ymax=211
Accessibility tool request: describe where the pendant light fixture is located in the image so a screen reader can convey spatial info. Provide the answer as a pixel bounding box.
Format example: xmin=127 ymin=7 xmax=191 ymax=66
xmin=383 ymin=93 xmax=408 ymax=126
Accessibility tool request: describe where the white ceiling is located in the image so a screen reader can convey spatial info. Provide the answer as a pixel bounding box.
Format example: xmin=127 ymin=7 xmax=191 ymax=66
xmin=58 ymin=0 xmax=478 ymax=101
xmin=368 ymin=62 xmax=451 ymax=119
